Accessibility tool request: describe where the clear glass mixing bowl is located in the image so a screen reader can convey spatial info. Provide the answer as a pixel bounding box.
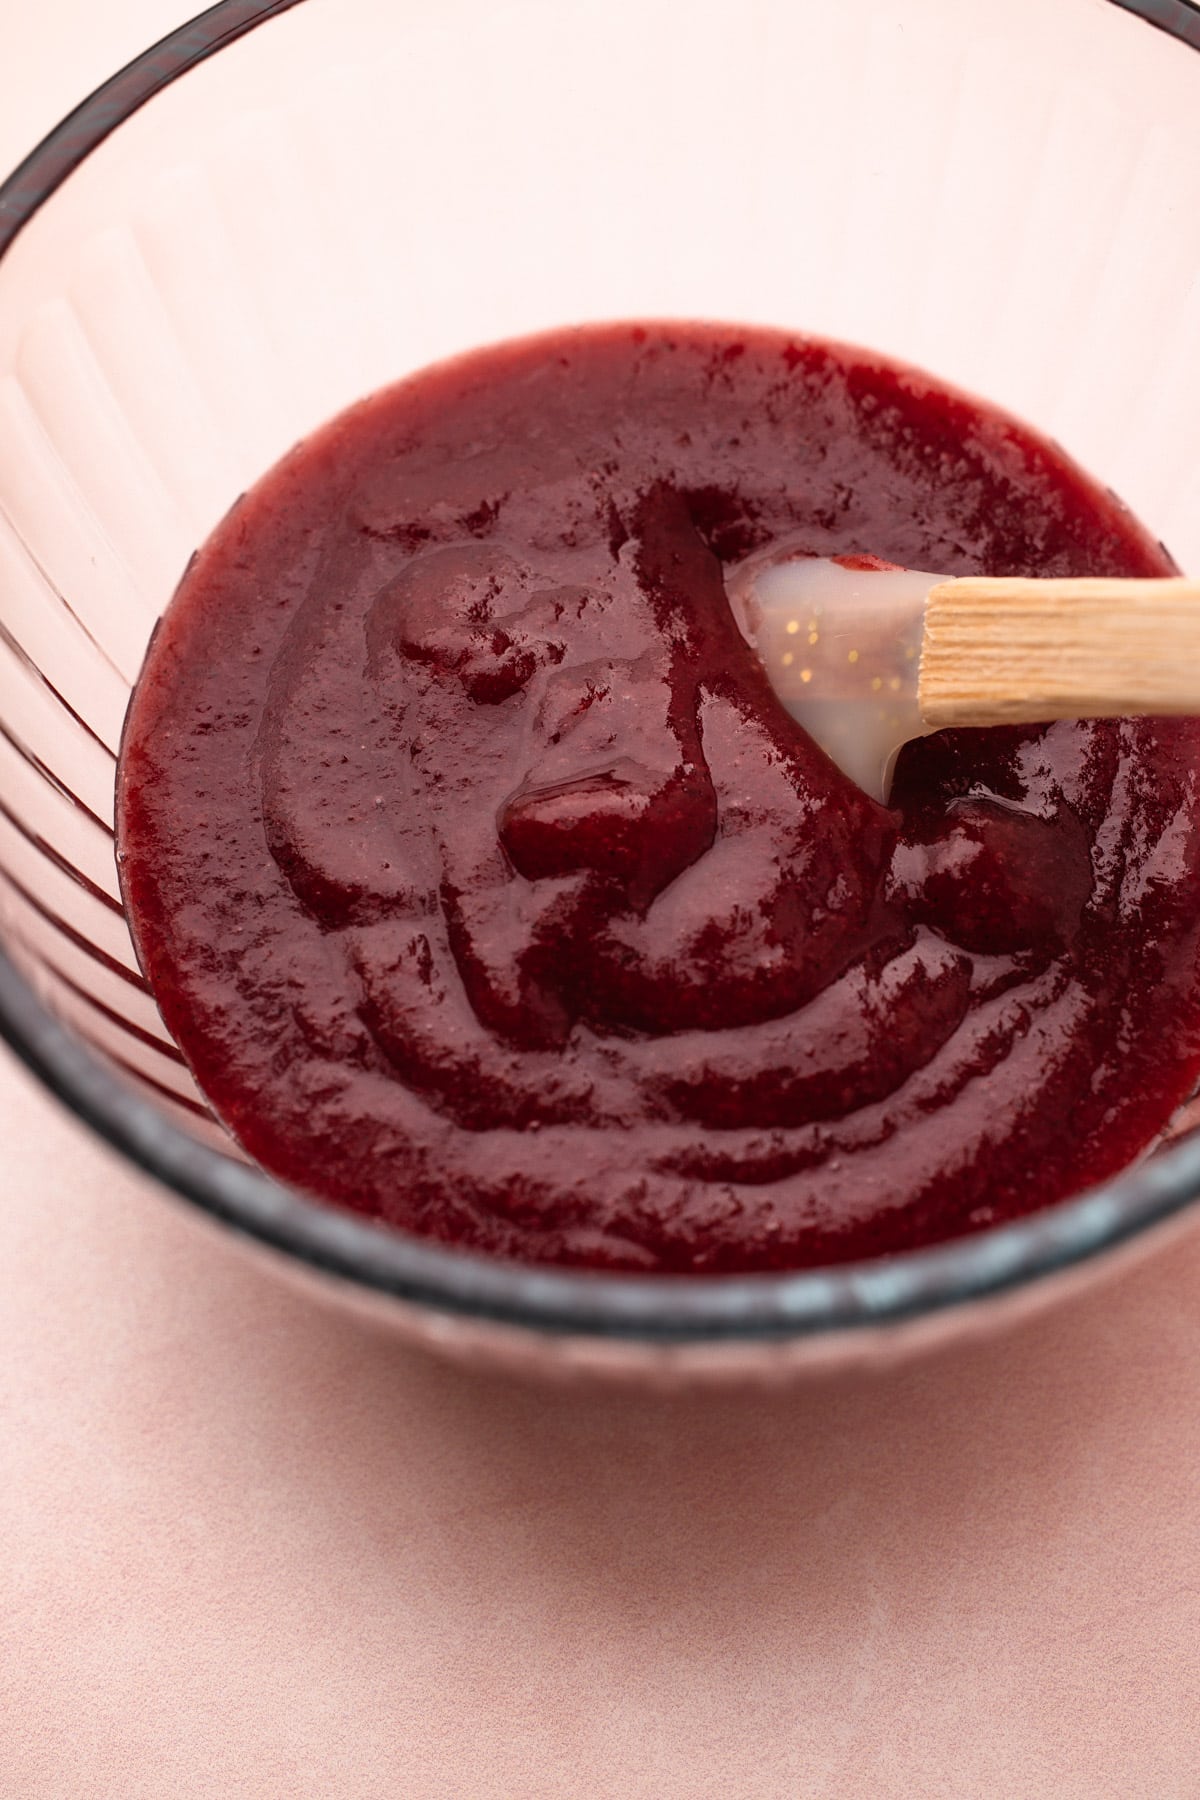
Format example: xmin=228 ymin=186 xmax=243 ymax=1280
xmin=2 ymin=0 xmax=1200 ymax=1378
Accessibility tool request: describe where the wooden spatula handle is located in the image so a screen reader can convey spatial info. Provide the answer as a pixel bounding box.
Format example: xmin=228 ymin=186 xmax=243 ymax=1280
xmin=919 ymin=576 xmax=1200 ymax=728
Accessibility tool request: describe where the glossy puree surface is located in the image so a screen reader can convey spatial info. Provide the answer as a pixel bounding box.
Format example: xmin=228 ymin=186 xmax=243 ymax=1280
xmin=117 ymin=324 xmax=1200 ymax=1271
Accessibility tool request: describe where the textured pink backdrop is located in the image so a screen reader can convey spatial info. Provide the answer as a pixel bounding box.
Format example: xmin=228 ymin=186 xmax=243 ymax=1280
xmin=3 ymin=5 xmax=1200 ymax=1794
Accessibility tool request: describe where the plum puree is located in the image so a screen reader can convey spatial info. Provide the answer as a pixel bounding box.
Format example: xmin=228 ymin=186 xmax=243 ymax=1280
xmin=116 ymin=323 xmax=1200 ymax=1272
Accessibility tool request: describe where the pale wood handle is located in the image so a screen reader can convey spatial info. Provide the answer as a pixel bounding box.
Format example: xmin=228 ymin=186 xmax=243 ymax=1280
xmin=919 ymin=576 xmax=1200 ymax=728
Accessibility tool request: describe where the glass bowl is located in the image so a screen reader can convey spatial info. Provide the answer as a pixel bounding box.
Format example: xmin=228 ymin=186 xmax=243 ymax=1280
xmin=2 ymin=0 xmax=1200 ymax=1381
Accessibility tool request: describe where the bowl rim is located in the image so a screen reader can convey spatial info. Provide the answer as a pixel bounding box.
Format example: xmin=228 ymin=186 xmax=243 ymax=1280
xmin=1 ymin=0 xmax=1200 ymax=1345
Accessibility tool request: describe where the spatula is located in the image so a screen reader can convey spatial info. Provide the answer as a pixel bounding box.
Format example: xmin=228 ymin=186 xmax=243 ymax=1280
xmin=727 ymin=550 xmax=1200 ymax=802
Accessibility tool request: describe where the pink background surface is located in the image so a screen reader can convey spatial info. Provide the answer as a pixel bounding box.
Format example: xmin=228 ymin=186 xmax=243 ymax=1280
xmin=4 ymin=4 xmax=1200 ymax=1793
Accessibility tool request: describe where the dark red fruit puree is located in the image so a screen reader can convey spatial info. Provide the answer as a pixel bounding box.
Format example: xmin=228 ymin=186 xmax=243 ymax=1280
xmin=117 ymin=323 xmax=1200 ymax=1273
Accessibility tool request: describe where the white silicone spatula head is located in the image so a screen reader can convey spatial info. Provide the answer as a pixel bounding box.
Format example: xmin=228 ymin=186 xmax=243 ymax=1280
xmin=726 ymin=549 xmax=934 ymax=801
